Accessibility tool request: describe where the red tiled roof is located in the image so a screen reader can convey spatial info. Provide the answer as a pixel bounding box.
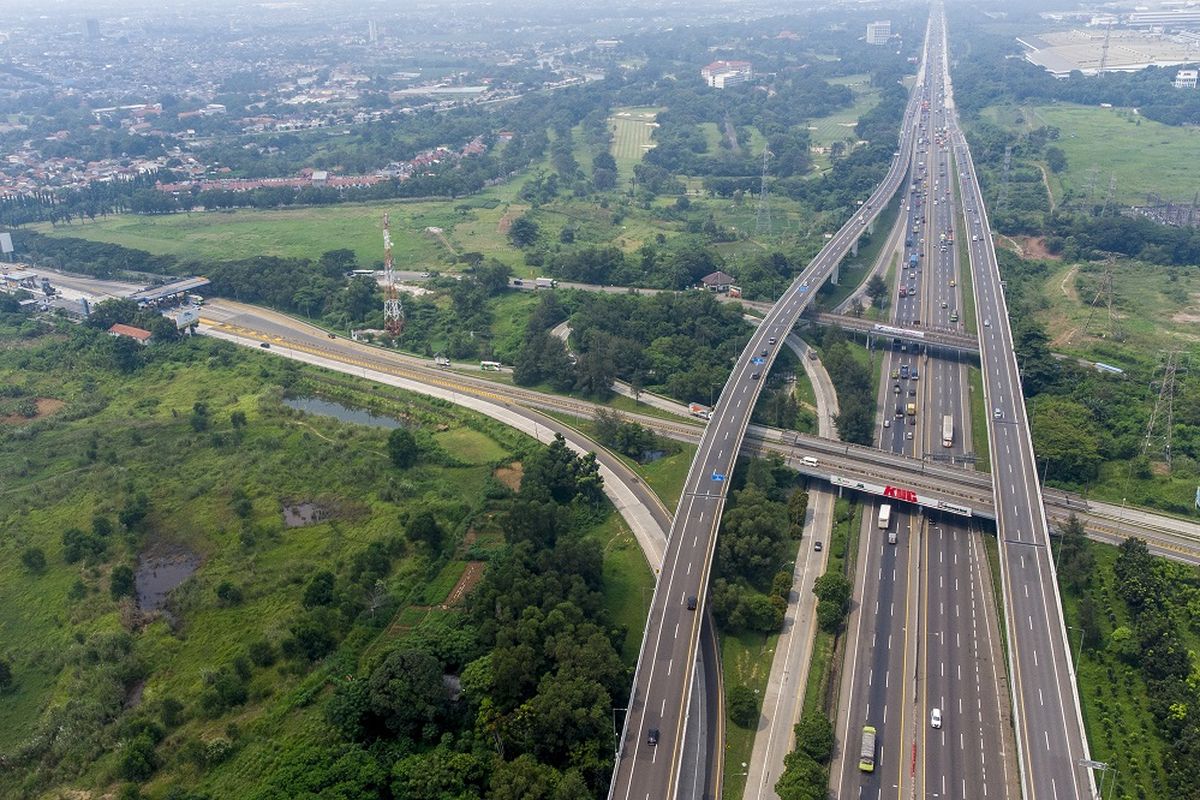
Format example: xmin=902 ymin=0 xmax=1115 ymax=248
xmin=108 ymin=323 xmax=152 ymax=341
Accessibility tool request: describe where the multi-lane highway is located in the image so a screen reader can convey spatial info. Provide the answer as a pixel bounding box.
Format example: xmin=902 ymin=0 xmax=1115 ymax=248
xmin=607 ymin=44 xmax=931 ymax=799
xmin=945 ymin=6 xmax=1096 ymax=796
xmin=912 ymin=25 xmax=1013 ymax=798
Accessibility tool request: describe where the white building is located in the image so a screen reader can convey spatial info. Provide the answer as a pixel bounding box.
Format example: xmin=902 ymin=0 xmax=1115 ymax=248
xmin=866 ymin=20 xmax=892 ymax=46
xmin=1175 ymin=68 xmax=1199 ymax=88
xmin=701 ymin=60 xmax=753 ymax=89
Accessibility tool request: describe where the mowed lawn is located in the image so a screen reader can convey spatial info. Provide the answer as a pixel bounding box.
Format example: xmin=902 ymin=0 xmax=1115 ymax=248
xmin=985 ymin=103 xmax=1200 ymax=205
xmin=807 ymin=73 xmax=880 ymax=170
xmin=610 ymin=106 xmax=662 ymax=185
xmin=37 ymin=200 xmax=464 ymax=267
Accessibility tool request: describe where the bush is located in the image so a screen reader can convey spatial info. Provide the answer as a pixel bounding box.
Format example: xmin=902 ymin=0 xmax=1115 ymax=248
xmin=215 ymin=581 xmax=244 ymax=605
xmin=110 ymin=564 xmax=136 ymax=600
xmin=21 ymin=547 xmax=47 ymax=573
xmin=118 ymin=733 xmax=158 ymax=781
xmin=248 ymin=639 xmax=277 ymax=667
xmin=727 ymin=684 xmax=759 ymax=728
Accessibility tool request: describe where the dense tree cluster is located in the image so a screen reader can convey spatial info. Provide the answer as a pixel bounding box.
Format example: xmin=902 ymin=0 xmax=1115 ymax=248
xmin=304 ymin=433 xmax=622 ymax=799
xmin=711 ymin=455 xmax=799 ymax=635
xmin=563 ymin=290 xmax=750 ymax=403
xmin=815 ymin=327 xmax=875 ymax=445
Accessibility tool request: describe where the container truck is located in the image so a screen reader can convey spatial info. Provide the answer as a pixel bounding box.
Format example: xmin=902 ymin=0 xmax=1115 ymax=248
xmin=942 ymin=414 xmax=954 ymax=447
xmin=688 ymin=402 xmax=711 ymax=420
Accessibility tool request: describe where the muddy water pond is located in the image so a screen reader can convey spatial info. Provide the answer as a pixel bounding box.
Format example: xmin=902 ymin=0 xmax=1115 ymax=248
xmin=136 ymin=546 xmax=201 ymax=615
xmin=283 ymin=397 xmax=401 ymax=429
xmin=283 ymin=501 xmax=332 ymax=527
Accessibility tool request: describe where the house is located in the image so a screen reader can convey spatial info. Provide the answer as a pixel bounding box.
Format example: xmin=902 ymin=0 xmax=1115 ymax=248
xmin=700 ymin=271 xmax=737 ymax=293
xmin=108 ymin=323 xmax=152 ymax=344
xmin=1175 ymin=69 xmax=1198 ymax=89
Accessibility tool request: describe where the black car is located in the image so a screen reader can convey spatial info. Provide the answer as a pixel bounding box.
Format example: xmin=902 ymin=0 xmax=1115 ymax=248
xmin=760 ymin=348 xmax=768 ymax=356
xmin=647 ymin=728 xmax=660 ymax=746
xmin=687 ymin=596 xmax=697 ymax=610
xmin=260 ymin=342 xmax=271 ymax=348
xmin=751 ymin=372 xmax=761 ymax=380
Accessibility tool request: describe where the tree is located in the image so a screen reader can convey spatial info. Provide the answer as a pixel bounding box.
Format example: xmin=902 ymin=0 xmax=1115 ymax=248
xmin=1044 ymin=146 xmax=1067 ymax=174
xmin=508 ymin=215 xmax=540 ymax=248
xmin=727 ymin=684 xmax=760 ymax=727
xmin=92 ymin=515 xmax=114 ymax=537
xmin=865 ymin=274 xmax=889 ymax=307
xmin=230 ymin=410 xmax=247 ymax=429
xmin=110 ymin=564 xmax=135 ymax=600
xmin=190 ymin=402 xmax=210 ymax=432
xmin=0 ymin=658 xmax=12 ymax=692
xmin=387 ymin=427 xmax=418 ymax=469
xmin=118 ymin=733 xmax=158 ymax=781
xmin=303 ymin=571 xmax=336 ymax=608
xmin=1031 ymin=398 xmax=1102 ymax=484
xmin=21 ymin=547 xmax=47 ymax=573
xmin=62 ymin=527 xmax=105 ymax=563
xmin=111 ymin=335 xmax=142 ymax=373
xmin=813 ymin=571 xmax=852 ymax=633
xmin=793 ymin=713 xmax=834 ymax=762
xmin=367 ymin=647 xmax=446 ymax=738
xmin=406 ymin=510 xmax=443 ymax=551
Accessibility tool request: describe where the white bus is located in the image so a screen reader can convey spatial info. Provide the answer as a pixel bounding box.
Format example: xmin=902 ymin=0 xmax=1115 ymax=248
xmin=877 ymin=504 xmax=892 ymax=530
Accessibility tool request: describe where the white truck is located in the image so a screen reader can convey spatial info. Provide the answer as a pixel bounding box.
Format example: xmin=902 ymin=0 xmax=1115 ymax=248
xmin=879 ymin=504 xmax=897 ymax=543
xmin=688 ymin=402 xmax=711 ymax=420
xmin=942 ymin=414 xmax=954 ymax=448
xmin=535 ymin=277 xmax=557 ymax=289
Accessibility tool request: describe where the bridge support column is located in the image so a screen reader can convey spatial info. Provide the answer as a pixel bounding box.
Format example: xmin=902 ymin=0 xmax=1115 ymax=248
xmin=830 ymin=258 xmax=840 ymax=285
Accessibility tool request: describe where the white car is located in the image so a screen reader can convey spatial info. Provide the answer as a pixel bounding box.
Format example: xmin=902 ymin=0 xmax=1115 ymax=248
xmin=883 ymin=419 xmax=891 ymax=428
xmin=931 ymin=708 xmax=942 ymax=729
xmin=984 ymin=319 xmax=991 ymax=327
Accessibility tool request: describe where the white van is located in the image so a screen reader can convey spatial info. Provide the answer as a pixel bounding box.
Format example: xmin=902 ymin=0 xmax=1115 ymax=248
xmin=801 ymin=456 xmax=819 ymax=467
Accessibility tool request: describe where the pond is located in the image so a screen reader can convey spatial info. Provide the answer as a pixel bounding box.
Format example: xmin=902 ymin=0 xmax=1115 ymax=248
xmin=283 ymin=396 xmax=402 ymax=430
xmin=136 ymin=546 xmax=201 ymax=615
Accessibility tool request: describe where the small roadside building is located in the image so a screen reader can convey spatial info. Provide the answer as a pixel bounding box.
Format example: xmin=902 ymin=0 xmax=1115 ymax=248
xmin=108 ymin=323 xmax=153 ymax=345
xmin=700 ymin=270 xmax=737 ymax=293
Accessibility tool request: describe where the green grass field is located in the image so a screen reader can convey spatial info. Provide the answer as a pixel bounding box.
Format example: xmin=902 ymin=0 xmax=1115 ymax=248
xmin=983 ymin=103 xmax=1200 ymax=205
xmin=721 ymin=627 xmax=780 ymax=800
xmin=38 ymin=200 xmax=462 ymax=268
xmin=609 ymin=106 xmax=662 ymax=185
xmin=807 ymin=75 xmax=880 ymax=172
xmin=1036 ymin=259 xmax=1200 ymax=365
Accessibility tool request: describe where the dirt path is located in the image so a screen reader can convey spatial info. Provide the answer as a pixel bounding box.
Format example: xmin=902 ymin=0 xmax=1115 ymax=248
xmin=722 ymin=117 xmax=741 ymax=154
xmin=426 ymin=226 xmax=458 ymax=257
xmin=1060 ymin=265 xmax=1079 ymax=300
xmin=1036 ymin=162 xmax=1056 ymax=212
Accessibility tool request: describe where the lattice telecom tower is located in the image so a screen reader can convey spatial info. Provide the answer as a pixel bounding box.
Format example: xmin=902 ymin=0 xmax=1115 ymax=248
xmin=382 ymin=212 xmax=405 ymax=335
xmin=755 ymin=148 xmax=773 ymax=236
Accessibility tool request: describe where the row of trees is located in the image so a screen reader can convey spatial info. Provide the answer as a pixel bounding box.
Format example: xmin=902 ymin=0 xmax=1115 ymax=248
xmin=1064 ymin=532 xmax=1200 ymax=796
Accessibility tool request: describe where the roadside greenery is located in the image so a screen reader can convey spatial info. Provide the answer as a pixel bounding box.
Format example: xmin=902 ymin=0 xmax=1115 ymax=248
xmin=0 ymin=313 xmax=636 ymax=799
xmin=1055 ymin=523 xmax=1200 ymax=799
